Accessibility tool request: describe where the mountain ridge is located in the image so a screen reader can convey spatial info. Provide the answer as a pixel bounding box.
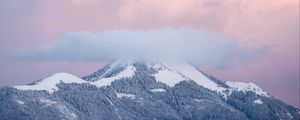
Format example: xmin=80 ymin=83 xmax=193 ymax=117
xmin=14 ymin=59 xmax=269 ymax=98
xmin=1 ymin=59 xmax=299 ymax=120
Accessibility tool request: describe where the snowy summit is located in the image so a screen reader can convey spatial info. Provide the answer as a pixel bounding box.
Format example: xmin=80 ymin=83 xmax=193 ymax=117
xmin=5 ymin=59 xmax=299 ymax=120
xmin=14 ymin=59 xmax=269 ymax=98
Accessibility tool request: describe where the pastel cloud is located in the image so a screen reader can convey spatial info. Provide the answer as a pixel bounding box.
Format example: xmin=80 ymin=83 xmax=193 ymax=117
xmin=118 ymin=0 xmax=299 ymax=47
xmin=1 ymin=0 xmax=298 ymax=49
xmin=15 ymin=28 xmax=268 ymax=68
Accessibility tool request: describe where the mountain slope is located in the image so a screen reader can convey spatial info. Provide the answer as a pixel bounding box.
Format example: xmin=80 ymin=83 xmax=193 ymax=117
xmin=0 ymin=59 xmax=299 ymax=120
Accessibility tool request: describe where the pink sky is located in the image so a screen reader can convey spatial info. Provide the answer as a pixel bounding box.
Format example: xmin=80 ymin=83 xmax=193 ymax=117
xmin=0 ymin=0 xmax=299 ymax=108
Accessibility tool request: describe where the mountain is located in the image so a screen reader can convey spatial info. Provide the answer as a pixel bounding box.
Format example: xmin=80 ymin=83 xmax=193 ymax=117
xmin=0 ymin=59 xmax=299 ymax=120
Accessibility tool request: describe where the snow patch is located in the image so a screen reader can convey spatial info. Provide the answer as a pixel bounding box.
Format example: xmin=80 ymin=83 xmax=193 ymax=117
xmin=14 ymin=73 xmax=87 ymax=93
xmin=166 ymin=62 xmax=227 ymax=93
xmin=150 ymin=61 xmax=226 ymax=94
xmin=99 ymin=58 xmax=133 ymax=78
xmin=39 ymin=98 xmax=57 ymax=106
xmin=16 ymin=100 xmax=24 ymax=105
xmin=150 ymin=88 xmax=166 ymax=92
xmin=38 ymin=97 xmax=77 ymax=119
xmin=56 ymin=104 xmax=77 ymax=120
xmin=287 ymin=112 xmax=293 ymax=119
xmin=253 ymin=99 xmax=263 ymax=104
xmin=225 ymin=81 xmax=270 ymax=97
xmin=153 ymin=68 xmax=186 ymax=87
xmin=114 ymin=108 xmax=122 ymax=120
xmin=194 ymin=99 xmax=203 ymax=102
xmin=91 ymin=65 xmax=136 ymax=87
xmin=105 ymin=96 xmax=114 ymax=105
xmin=116 ymin=93 xmax=135 ymax=99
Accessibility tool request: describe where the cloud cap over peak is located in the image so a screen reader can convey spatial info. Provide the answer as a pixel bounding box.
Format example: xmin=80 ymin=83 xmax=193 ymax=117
xmin=15 ymin=28 xmax=269 ymax=68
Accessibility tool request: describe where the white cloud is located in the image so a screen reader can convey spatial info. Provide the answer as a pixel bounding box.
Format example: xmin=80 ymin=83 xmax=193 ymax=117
xmin=15 ymin=28 xmax=268 ymax=68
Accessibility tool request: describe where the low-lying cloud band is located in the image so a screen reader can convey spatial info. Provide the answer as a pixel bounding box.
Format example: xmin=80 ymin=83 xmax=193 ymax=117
xmin=15 ymin=28 xmax=268 ymax=68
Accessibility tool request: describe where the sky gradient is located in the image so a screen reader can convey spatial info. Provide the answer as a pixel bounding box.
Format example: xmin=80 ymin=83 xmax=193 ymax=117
xmin=0 ymin=0 xmax=299 ymax=108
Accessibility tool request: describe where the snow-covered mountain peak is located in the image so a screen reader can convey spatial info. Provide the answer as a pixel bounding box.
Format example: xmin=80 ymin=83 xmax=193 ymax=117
xmin=144 ymin=60 xmax=229 ymax=97
xmin=14 ymin=59 xmax=269 ymax=98
xmin=5 ymin=59 xmax=300 ymax=119
xmin=225 ymin=81 xmax=270 ymax=97
xmin=14 ymin=73 xmax=87 ymax=93
xmin=85 ymin=59 xmax=270 ymax=98
xmin=13 ymin=59 xmax=138 ymax=93
xmin=145 ymin=60 xmax=270 ymax=98
xmin=83 ymin=58 xmax=137 ymax=81
xmin=89 ymin=63 xmax=136 ymax=87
